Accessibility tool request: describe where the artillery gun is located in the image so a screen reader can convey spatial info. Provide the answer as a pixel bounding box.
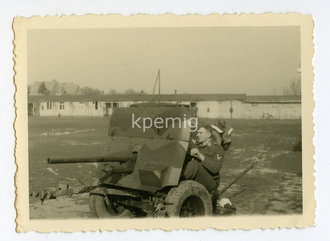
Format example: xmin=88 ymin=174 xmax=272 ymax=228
xmin=46 ymin=103 xmax=255 ymax=218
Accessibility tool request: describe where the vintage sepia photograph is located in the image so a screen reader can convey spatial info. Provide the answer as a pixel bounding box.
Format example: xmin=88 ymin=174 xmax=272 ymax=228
xmin=14 ymin=14 xmax=314 ymax=231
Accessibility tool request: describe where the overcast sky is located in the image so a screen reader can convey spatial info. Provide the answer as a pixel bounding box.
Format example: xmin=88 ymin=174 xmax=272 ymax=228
xmin=27 ymin=26 xmax=300 ymax=95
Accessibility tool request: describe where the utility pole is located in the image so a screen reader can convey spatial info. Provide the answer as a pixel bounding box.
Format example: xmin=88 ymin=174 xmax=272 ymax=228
xmin=158 ymin=69 xmax=161 ymax=103
xmin=152 ymin=69 xmax=161 ymax=102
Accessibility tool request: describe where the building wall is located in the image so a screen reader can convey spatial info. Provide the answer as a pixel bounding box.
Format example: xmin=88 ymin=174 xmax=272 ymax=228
xmin=38 ymin=100 xmax=137 ymax=117
xmin=35 ymin=99 xmax=301 ymax=119
xmin=278 ymin=103 xmax=301 ymax=119
xmin=197 ymin=100 xmax=244 ymax=119
xmin=39 ymin=101 xmax=104 ymax=117
xmin=243 ymin=102 xmax=301 ymax=119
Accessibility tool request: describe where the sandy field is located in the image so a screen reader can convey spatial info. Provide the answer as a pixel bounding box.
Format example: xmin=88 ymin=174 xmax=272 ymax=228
xmin=28 ymin=117 xmax=302 ymax=219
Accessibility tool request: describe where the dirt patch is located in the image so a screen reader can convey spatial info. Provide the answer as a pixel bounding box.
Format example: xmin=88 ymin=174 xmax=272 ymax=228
xmin=30 ymin=194 xmax=90 ymax=219
xmin=270 ymin=152 xmax=302 ymax=175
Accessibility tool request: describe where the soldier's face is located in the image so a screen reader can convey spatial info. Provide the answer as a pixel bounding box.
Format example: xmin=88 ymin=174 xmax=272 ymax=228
xmin=197 ymin=127 xmax=211 ymax=143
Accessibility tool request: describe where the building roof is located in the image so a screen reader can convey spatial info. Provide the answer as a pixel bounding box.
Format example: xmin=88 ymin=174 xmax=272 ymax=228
xmin=245 ymin=95 xmax=301 ymax=103
xmin=28 ymin=94 xmax=302 ymax=103
xmin=28 ymin=93 xmax=247 ymax=102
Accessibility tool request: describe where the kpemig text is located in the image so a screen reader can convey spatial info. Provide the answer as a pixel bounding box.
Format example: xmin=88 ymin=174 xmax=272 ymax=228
xmin=131 ymin=113 xmax=198 ymax=132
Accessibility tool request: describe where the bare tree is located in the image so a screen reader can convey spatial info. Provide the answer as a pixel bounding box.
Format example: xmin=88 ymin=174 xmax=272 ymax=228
xmin=108 ymin=89 xmax=117 ymax=95
xmin=124 ymin=89 xmax=139 ymax=95
xmin=81 ymin=87 xmax=102 ymax=95
xmin=282 ymin=79 xmax=301 ymax=96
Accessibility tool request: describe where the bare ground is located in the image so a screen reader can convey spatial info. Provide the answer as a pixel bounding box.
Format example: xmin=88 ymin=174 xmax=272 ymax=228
xmin=28 ymin=117 xmax=302 ymax=219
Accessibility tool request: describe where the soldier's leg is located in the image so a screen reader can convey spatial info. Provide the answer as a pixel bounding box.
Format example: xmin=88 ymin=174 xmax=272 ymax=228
xmin=183 ymin=159 xmax=217 ymax=192
xmin=183 ymin=159 xmax=199 ymax=180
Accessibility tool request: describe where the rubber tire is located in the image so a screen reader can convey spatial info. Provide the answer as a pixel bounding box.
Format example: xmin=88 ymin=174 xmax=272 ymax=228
xmin=89 ymin=194 xmax=131 ymax=218
xmin=165 ymin=180 xmax=213 ymax=217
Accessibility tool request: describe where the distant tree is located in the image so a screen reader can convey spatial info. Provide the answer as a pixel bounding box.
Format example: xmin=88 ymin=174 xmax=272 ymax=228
xmin=108 ymin=89 xmax=117 ymax=95
xmin=38 ymin=82 xmax=50 ymax=95
xmin=27 ymin=85 xmax=31 ymax=95
xmin=94 ymin=89 xmax=102 ymax=95
xmin=124 ymin=89 xmax=139 ymax=95
xmin=81 ymin=87 xmax=102 ymax=95
xmin=282 ymin=79 xmax=301 ymax=96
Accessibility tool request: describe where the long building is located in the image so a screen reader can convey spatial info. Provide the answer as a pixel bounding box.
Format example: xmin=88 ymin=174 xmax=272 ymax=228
xmin=27 ymin=94 xmax=301 ymax=119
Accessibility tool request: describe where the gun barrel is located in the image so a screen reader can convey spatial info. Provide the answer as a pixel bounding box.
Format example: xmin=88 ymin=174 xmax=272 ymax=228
xmin=48 ymin=152 xmax=130 ymax=164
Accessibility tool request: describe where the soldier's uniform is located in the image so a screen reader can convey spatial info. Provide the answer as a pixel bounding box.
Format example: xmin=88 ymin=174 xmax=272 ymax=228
xmin=183 ymin=143 xmax=224 ymax=192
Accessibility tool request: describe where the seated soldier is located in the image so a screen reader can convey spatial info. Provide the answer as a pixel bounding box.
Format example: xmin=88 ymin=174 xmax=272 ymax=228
xmin=183 ymin=125 xmax=224 ymax=192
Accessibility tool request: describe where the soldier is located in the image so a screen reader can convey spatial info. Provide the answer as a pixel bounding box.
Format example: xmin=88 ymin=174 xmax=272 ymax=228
xmin=183 ymin=125 xmax=224 ymax=192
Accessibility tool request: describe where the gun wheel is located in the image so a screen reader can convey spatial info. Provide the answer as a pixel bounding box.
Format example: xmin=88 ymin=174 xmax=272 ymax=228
xmin=165 ymin=180 xmax=213 ymax=217
xmin=89 ymin=194 xmax=131 ymax=218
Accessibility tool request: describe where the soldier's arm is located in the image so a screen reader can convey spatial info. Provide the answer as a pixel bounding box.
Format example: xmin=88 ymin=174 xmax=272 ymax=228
xmin=200 ymin=148 xmax=224 ymax=175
